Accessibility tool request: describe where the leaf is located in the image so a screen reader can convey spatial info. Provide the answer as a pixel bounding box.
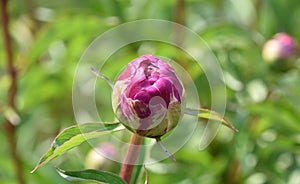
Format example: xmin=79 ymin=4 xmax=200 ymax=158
xmin=155 ymin=137 xmax=176 ymax=162
xmin=185 ymin=107 xmax=239 ymax=132
xmin=56 ymin=168 xmax=126 ymax=184
xmin=31 ymin=122 xmax=125 ymax=173
xmin=143 ymin=165 xmax=149 ymax=184
xmin=90 ymin=67 xmax=114 ymax=89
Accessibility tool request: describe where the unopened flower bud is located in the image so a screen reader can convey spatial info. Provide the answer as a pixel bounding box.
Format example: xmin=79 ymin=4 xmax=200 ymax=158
xmin=262 ymin=33 xmax=297 ymax=63
xmin=112 ymin=54 xmax=184 ymax=138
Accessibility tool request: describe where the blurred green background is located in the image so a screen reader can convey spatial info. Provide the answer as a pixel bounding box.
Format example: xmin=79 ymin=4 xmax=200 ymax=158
xmin=1 ymin=0 xmax=300 ymax=184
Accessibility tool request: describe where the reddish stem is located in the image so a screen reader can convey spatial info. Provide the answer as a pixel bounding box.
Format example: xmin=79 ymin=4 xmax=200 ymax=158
xmin=120 ymin=134 xmax=144 ymax=184
xmin=174 ymin=0 xmax=185 ymax=46
xmin=174 ymin=0 xmax=185 ymax=25
xmin=1 ymin=0 xmax=25 ymax=184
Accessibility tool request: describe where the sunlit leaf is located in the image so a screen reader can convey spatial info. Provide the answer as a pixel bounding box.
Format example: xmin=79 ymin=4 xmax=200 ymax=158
xmin=185 ymin=107 xmax=239 ymax=132
xmin=31 ymin=122 xmax=125 ymax=173
xmin=56 ymin=168 xmax=126 ymax=184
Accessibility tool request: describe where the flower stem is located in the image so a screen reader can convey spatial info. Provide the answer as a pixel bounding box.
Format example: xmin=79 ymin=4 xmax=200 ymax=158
xmin=174 ymin=0 xmax=185 ymax=46
xmin=120 ymin=134 xmax=144 ymax=184
xmin=1 ymin=0 xmax=25 ymax=184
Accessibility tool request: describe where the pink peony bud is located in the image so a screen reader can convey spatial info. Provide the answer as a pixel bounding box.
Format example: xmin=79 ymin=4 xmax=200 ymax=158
xmin=112 ymin=54 xmax=184 ymax=138
xmin=262 ymin=33 xmax=298 ymax=63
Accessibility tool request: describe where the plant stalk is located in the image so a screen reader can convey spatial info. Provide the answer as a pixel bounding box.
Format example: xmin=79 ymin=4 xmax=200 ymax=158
xmin=1 ymin=0 xmax=25 ymax=184
xmin=120 ymin=134 xmax=144 ymax=184
xmin=174 ymin=0 xmax=185 ymax=46
xmin=174 ymin=0 xmax=189 ymax=68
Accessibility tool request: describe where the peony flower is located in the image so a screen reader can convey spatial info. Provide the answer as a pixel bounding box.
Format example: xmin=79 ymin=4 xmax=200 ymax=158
xmin=112 ymin=54 xmax=184 ymax=138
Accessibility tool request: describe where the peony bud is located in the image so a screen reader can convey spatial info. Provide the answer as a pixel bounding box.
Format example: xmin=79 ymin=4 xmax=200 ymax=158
xmin=262 ymin=33 xmax=297 ymax=63
xmin=112 ymin=54 xmax=184 ymax=138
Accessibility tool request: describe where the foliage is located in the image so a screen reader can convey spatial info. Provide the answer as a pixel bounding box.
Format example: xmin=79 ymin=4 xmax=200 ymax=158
xmin=1 ymin=0 xmax=300 ymax=184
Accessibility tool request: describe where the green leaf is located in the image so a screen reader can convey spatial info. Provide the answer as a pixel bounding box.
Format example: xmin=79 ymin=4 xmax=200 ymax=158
xmin=144 ymin=165 xmax=149 ymax=184
xmin=56 ymin=168 xmax=126 ymax=184
xmin=185 ymin=108 xmax=239 ymax=132
xmin=31 ymin=122 xmax=125 ymax=173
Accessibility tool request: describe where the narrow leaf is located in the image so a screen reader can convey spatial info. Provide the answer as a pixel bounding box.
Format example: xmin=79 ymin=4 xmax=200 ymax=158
xmin=185 ymin=107 xmax=239 ymax=132
xmin=91 ymin=67 xmax=114 ymax=89
xmin=31 ymin=122 xmax=125 ymax=173
xmin=143 ymin=165 xmax=149 ymax=184
xmin=155 ymin=137 xmax=176 ymax=162
xmin=56 ymin=168 xmax=126 ymax=184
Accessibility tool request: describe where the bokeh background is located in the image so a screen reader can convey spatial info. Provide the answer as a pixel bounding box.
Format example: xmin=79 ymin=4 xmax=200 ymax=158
xmin=1 ymin=0 xmax=300 ymax=184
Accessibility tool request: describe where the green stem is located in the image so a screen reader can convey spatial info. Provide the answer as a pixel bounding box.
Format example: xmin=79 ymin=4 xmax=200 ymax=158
xmin=120 ymin=134 xmax=144 ymax=184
